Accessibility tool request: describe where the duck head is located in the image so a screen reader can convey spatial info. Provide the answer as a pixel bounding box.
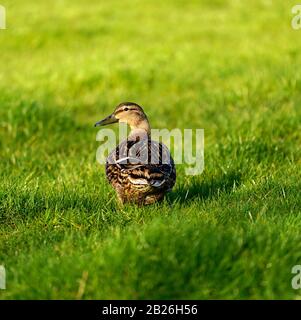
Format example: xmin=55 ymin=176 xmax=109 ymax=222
xmin=95 ymin=102 xmax=151 ymax=135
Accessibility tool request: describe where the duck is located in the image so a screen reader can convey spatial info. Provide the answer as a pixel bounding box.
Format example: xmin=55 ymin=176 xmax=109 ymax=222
xmin=95 ymin=102 xmax=176 ymax=205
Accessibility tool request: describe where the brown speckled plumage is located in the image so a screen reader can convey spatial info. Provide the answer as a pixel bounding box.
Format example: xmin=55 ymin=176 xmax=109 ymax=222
xmin=95 ymin=102 xmax=176 ymax=205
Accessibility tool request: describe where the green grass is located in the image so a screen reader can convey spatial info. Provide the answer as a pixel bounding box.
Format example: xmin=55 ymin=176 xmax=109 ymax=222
xmin=1 ymin=0 xmax=301 ymax=299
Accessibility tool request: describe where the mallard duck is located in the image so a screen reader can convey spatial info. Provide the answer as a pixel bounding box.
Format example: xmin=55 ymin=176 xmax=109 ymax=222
xmin=95 ymin=102 xmax=176 ymax=205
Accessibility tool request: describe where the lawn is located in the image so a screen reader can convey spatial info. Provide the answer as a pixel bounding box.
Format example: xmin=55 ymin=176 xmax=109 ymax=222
xmin=0 ymin=0 xmax=301 ymax=299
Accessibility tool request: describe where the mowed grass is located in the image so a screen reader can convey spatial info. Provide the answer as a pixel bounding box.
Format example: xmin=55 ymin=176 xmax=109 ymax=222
xmin=1 ymin=0 xmax=301 ymax=299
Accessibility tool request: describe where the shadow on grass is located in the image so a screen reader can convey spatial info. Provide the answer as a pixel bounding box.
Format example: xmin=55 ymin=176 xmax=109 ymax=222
xmin=169 ymin=171 xmax=242 ymax=204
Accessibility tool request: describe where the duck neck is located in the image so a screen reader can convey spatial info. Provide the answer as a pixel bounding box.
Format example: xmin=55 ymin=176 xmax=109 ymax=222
xmin=128 ymin=119 xmax=151 ymax=140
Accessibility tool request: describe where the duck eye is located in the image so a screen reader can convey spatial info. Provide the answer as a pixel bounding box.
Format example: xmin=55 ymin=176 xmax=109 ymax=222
xmin=124 ymin=107 xmax=129 ymax=111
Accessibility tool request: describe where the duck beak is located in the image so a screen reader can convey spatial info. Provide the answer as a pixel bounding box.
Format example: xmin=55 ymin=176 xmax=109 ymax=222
xmin=94 ymin=113 xmax=118 ymax=127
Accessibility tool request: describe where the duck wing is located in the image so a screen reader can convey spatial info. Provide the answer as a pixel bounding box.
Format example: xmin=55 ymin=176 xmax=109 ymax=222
xmin=106 ymin=138 xmax=176 ymax=191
